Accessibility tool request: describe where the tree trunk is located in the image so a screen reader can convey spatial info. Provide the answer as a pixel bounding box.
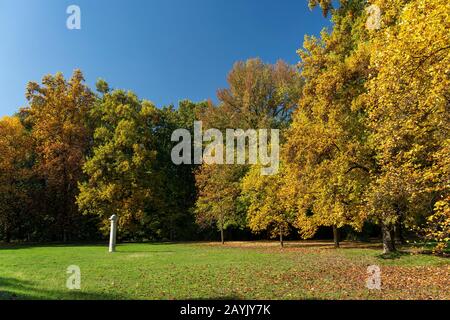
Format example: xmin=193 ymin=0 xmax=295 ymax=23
xmin=4 ymin=226 xmax=11 ymax=243
xmin=279 ymin=226 xmax=284 ymax=248
xmin=395 ymin=220 xmax=406 ymax=244
xmin=381 ymin=223 xmax=396 ymax=254
xmin=390 ymin=228 xmax=396 ymax=249
xmin=333 ymin=225 xmax=340 ymax=248
xmin=220 ymin=227 xmax=224 ymax=244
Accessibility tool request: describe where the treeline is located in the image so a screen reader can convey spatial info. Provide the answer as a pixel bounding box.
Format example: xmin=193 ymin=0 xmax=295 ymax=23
xmin=1 ymin=72 xmax=204 ymax=242
xmin=0 ymin=0 xmax=448 ymax=253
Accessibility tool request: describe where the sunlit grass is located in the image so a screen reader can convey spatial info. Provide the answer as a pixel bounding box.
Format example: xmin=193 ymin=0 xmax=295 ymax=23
xmin=0 ymin=241 xmax=448 ymax=300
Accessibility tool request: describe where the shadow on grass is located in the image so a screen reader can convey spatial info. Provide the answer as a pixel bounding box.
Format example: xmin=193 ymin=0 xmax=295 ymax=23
xmin=0 ymin=242 xmax=109 ymax=251
xmin=419 ymin=250 xmax=450 ymax=258
xmin=0 ymin=276 xmax=130 ymax=300
xmin=0 ymin=277 xmax=246 ymax=301
xmin=0 ymin=240 xmax=388 ymax=251
xmin=376 ymin=250 xmax=412 ymax=260
xmin=284 ymin=241 xmax=383 ymax=251
xmin=0 ymin=241 xmax=183 ymax=251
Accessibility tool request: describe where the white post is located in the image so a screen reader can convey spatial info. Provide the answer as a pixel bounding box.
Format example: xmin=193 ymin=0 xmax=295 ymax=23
xmin=109 ymin=214 xmax=117 ymax=253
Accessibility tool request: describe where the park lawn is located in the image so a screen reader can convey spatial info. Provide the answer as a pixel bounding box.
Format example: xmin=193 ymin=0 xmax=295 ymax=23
xmin=0 ymin=241 xmax=448 ymax=300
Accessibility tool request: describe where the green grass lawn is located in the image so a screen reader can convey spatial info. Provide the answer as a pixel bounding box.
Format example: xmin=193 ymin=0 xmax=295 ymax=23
xmin=0 ymin=241 xmax=448 ymax=300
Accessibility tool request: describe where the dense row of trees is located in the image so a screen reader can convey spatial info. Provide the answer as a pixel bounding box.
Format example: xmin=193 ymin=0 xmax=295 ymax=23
xmin=1 ymin=73 xmax=204 ymax=242
xmin=0 ymin=0 xmax=448 ymax=253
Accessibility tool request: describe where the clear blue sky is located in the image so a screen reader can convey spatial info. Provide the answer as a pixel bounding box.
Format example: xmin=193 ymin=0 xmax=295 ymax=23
xmin=0 ymin=0 xmax=331 ymax=116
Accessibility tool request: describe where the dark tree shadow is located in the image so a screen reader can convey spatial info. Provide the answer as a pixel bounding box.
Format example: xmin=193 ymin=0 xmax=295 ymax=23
xmin=376 ymin=250 xmax=417 ymax=260
xmin=0 ymin=242 xmax=108 ymax=251
xmin=283 ymin=240 xmax=384 ymax=250
xmin=0 ymin=276 xmax=131 ymax=300
xmin=0 ymin=241 xmax=184 ymax=251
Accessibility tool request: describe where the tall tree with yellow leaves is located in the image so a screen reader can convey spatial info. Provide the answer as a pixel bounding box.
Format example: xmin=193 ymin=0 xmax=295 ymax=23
xmin=362 ymin=0 xmax=450 ymax=253
xmin=24 ymin=70 xmax=95 ymax=241
xmin=282 ymin=1 xmax=373 ymax=247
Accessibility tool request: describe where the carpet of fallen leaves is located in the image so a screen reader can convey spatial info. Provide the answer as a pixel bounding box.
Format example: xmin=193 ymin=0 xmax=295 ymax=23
xmin=197 ymin=241 xmax=450 ymax=300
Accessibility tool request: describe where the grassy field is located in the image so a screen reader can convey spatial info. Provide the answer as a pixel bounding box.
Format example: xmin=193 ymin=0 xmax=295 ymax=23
xmin=0 ymin=241 xmax=448 ymax=300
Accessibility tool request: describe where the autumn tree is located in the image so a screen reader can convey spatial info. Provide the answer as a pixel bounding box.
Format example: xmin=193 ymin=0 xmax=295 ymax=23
xmin=24 ymin=70 xmax=95 ymax=241
xmin=362 ymin=0 xmax=450 ymax=253
xmin=216 ymin=58 xmax=302 ymax=129
xmin=0 ymin=117 xmax=33 ymax=242
xmin=282 ymin=1 xmax=372 ymax=247
xmin=292 ymin=0 xmax=449 ymax=253
xmin=77 ymin=85 xmax=160 ymax=238
xmin=241 ymin=164 xmax=292 ymax=247
xmin=194 ymin=58 xmax=302 ymax=243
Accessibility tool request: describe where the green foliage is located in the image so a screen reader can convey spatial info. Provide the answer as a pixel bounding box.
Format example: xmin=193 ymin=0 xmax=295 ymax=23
xmin=77 ymin=88 xmax=160 ymax=237
xmin=148 ymin=100 xmax=208 ymax=240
